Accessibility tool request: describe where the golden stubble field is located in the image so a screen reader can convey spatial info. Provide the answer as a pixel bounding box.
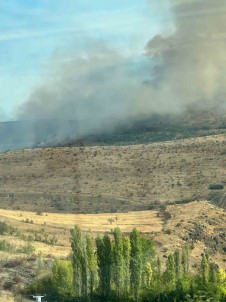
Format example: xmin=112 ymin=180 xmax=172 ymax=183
xmin=0 ymin=134 xmax=226 ymax=213
xmin=0 ymin=209 xmax=162 ymax=258
xmin=0 ymin=201 xmax=225 ymax=269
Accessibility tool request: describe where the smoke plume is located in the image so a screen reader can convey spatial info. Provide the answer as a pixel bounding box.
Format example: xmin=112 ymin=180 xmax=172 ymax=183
xmin=146 ymin=0 xmax=226 ymax=108
xmin=17 ymin=0 xmax=226 ymax=142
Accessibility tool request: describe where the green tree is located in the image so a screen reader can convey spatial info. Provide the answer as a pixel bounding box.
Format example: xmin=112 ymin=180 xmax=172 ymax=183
xmin=217 ymin=268 xmax=226 ymax=298
xmin=96 ymin=234 xmax=112 ymax=298
xmin=52 ymin=260 xmax=74 ymax=298
xmin=70 ymin=225 xmax=84 ymax=296
xmin=182 ymin=246 xmax=190 ymax=275
xmin=112 ymin=227 xmax=124 ymax=297
xmin=86 ymin=234 xmax=97 ymax=295
xmin=145 ymin=262 xmax=153 ymax=288
xmin=165 ymin=254 xmax=176 ymax=289
xmin=80 ymin=238 xmax=88 ymax=297
xmin=174 ymin=248 xmax=182 ymax=279
xmin=122 ymin=236 xmax=131 ymax=296
xmin=156 ymin=256 xmax=162 ymax=280
xmin=130 ymin=228 xmax=142 ymax=301
xmin=200 ymin=254 xmax=209 ymax=285
xmin=140 ymin=237 xmax=155 ymax=290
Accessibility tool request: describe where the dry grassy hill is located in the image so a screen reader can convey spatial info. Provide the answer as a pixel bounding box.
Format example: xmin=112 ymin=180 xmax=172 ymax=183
xmin=0 ymin=134 xmax=226 ymax=299
xmin=0 ymin=134 xmax=225 ymax=213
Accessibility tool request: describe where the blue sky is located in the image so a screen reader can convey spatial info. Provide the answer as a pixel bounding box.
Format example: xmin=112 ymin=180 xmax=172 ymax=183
xmin=0 ymin=0 xmax=172 ymax=120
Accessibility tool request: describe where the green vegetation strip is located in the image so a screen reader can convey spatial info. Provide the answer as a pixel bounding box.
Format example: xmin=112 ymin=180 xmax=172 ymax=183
xmin=28 ymin=226 xmax=226 ymax=302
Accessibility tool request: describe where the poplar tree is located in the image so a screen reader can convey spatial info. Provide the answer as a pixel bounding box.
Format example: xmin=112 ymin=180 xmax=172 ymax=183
xmin=96 ymin=234 xmax=112 ymax=298
xmin=86 ymin=234 xmax=97 ymax=295
xmin=209 ymin=263 xmax=217 ymax=284
xmin=154 ymin=256 xmax=162 ymax=298
xmin=112 ymin=227 xmax=124 ymax=297
xmin=200 ymin=254 xmax=210 ymax=285
xmin=165 ymin=254 xmax=176 ymax=288
xmin=140 ymin=237 xmax=155 ymax=289
xmin=130 ymin=228 xmax=142 ymax=301
xmin=70 ymin=225 xmax=89 ymax=297
xmin=80 ymin=238 xmax=88 ymax=297
xmin=182 ymin=246 xmax=189 ymax=275
xmin=174 ymin=248 xmax=182 ymax=279
xmin=70 ymin=225 xmax=83 ymax=296
xmin=122 ymin=236 xmax=131 ymax=295
xmin=156 ymin=256 xmax=162 ymax=280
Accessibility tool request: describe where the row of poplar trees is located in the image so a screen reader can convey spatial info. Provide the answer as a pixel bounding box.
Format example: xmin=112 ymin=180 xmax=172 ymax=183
xmin=69 ymin=226 xmax=155 ymax=301
xmin=30 ymin=226 xmax=226 ymax=302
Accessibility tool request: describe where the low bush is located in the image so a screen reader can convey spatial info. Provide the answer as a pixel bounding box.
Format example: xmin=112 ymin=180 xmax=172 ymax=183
xmin=208 ymin=184 xmax=224 ymax=190
xmin=0 ymin=239 xmax=14 ymax=252
xmin=0 ymin=239 xmax=35 ymax=254
xmin=18 ymin=243 xmax=36 ymax=254
xmin=0 ymin=221 xmax=9 ymax=235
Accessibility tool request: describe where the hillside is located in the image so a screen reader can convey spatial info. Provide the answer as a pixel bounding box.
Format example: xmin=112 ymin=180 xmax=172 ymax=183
xmin=0 ymin=201 xmax=225 ymax=296
xmin=0 ymin=134 xmax=226 ymax=299
xmin=0 ymin=134 xmax=225 ymax=213
xmin=1 ymin=110 xmax=226 ymax=152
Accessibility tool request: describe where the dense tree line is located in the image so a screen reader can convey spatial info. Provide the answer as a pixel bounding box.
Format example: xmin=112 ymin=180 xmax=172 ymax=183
xmin=29 ymin=226 xmax=226 ymax=302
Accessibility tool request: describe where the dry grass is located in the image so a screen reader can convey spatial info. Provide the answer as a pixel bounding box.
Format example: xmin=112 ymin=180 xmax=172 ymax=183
xmin=0 ymin=291 xmax=14 ymax=302
xmin=0 ymin=208 xmax=163 ymax=258
xmin=153 ymin=201 xmax=226 ymax=269
xmin=0 ymin=134 xmax=225 ymax=213
xmin=0 ymin=209 xmax=162 ymax=233
xmin=0 ymin=200 xmax=225 ymax=269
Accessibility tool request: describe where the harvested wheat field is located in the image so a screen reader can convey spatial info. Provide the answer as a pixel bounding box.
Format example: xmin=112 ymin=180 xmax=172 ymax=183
xmin=0 ymin=209 xmax=162 ymax=233
xmin=0 ymin=201 xmax=225 ymax=268
xmin=0 ymin=208 xmax=163 ymax=258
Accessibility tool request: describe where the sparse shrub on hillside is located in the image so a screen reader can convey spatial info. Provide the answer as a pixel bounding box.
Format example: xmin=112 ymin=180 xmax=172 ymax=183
xmin=33 ymin=231 xmax=58 ymax=245
xmin=0 ymin=239 xmax=14 ymax=252
xmin=12 ymin=275 xmax=23 ymax=284
xmin=208 ymin=184 xmax=224 ymax=190
xmin=169 ymin=197 xmax=197 ymax=206
xmin=164 ymin=229 xmax=172 ymax=235
xmin=163 ymin=211 xmax=172 ymax=220
xmin=3 ymin=281 xmax=14 ymax=290
xmin=208 ymin=191 xmax=226 ymax=209
xmin=3 ymin=259 xmax=23 ymax=268
xmin=18 ymin=243 xmax=35 ymax=254
xmin=36 ymin=210 xmax=43 ymax=216
xmin=108 ymin=218 xmax=114 ymax=225
xmin=0 ymin=239 xmax=35 ymax=254
xmin=220 ymin=150 xmax=226 ymax=155
xmin=22 ymin=218 xmax=34 ymax=224
xmin=0 ymin=221 xmax=9 ymax=234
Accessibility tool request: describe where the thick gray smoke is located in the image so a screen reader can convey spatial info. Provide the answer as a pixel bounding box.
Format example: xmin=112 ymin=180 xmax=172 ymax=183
xmin=146 ymin=0 xmax=226 ymax=109
xmin=17 ymin=47 xmax=152 ymax=140
xmin=17 ymin=0 xmax=226 ymax=142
